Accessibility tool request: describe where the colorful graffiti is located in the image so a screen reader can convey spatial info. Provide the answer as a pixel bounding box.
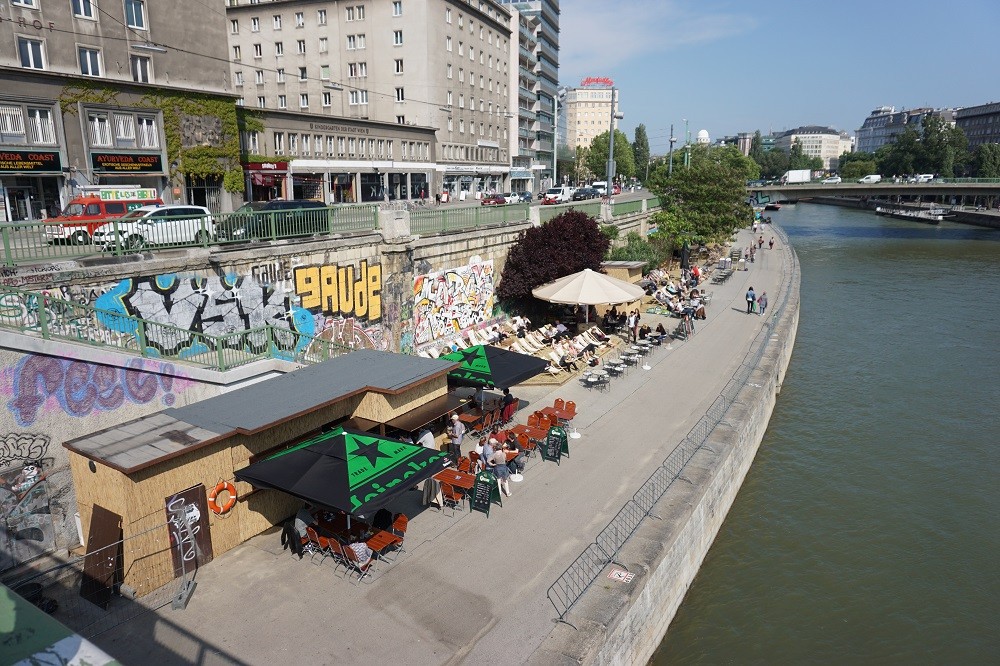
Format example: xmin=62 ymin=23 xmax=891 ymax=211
xmin=0 ymin=456 xmax=56 ymax=571
xmin=4 ymin=356 xmax=182 ymax=427
xmin=412 ymin=260 xmax=495 ymax=345
xmin=293 ymin=260 xmax=382 ymax=321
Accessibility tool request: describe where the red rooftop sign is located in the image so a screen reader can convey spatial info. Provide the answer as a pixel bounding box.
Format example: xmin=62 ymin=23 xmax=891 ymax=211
xmin=580 ymin=76 xmax=614 ymax=87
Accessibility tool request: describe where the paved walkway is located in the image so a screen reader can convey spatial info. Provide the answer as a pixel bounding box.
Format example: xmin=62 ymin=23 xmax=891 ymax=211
xmin=93 ymin=228 xmax=788 ymax=666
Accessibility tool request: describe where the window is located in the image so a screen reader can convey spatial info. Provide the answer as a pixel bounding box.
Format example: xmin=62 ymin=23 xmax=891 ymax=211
xmin=12 ymin=0 xmax=37 ymax=6
xmin=458 ymin=68 xmax=463 ymax=83
xmin=458 ymin=14 xmax=463 ymax=28
xmin=234 ymin=71 xmax=244 ymax=86
xmin=137 ymin=115 xmax=158 ymax=149
xmin=349 ymin=90 xmax=368 ymax=105
xmin=87 ymin=112 xmax=111 ymax=146
xmin=273 ymin=15 xmax=282 ymax=29
xmin=458 ymin=42 xmax=463 ymax=56
xmin=348 ymin=138 xmax=356 ymax=155
xmin=298 ymin=66 xmax=307 ymax=81
xmin=276 ymin=68 xmax=285 ymax=83
xmin=242 ymin=130 xmax=259 ymax=153
xmin=125 ymin=0 xmax=146 ymax=29
xmin=297 ymin=40 xmax=306 ymax=54
xmin=320 ymin=65 xmax=330 ymax=80
xmin=25 ymin=108 xmax=54 ymax=144
xmin=274 ymin=132 xmax=284 ymax=154
xmin=459 ymin=119 xmax=464 ymax=134
xmin=346 ymin=7 xmax=354 ymax=21
xmin=387 ymin=140 xmax=393 ymax=158
xmin=16 ymin=38 xmax=45 ymax=70
xmin=357 ymin=6 xmax=365 ymax=19
xmin=299 ymin=94 xmax=308 ymax=108
xmin=394 ymin=59 xmax=403 ymax=74
xmin=251 ymin=17 xmax=259 ymax=32
xmin=113 ymin=113 xmax=135 ymax=146
xmin=446 ymin=8 xmax=451 ymax=23
xmin=319 ymin=37 xmax=328 ymax=53
xmin=348 ymin=63 xmax=357 ymax=77
xmin=79 ymin=47 xmax=102 ymax=77
xmin=447 ymin=63 xmax=452 ymax=79
xmin=347 ymin=35 xmax=356 ymax=50
xmin=447 ymin=118 xmax=453 ymax=132
xmin=338 ymin=137 xmax=346 ymax=155
xmin=446 ymin=36 xmax=452 ymax=52
xmin=257 ymin=96 xmax=266 ymax=108
xmin=73 ymin=0 xmax=96 ymax=19
xmin=275 ymin=42 xmax=283 ymax=56
xmin=230 ymin=19 xmax=239 ymax=34
xmin=317 ymin=9 xmax=327 ymax=24
xmin=357 ymin=34 xmax=366 ymax=49
xmin=288 ymin=134 xmax=297 ymax=154
xmin=233 ymin=45 xmax=242 ymax=60
xmin=278 ymin=94 xmax=286 ymax=109
xmin=131 ymin=55 xmax=151 ymax=82
xmin=446 ymin=91 xmax=453 ymax=105
xmin=458 ymin=94 xmax=464 ymax=109
xmin=395 ymin=87 xmax=404 ymax=102
xmin=393 ymin=31 xmax=403 ymax=46
xmin=393 ymin=1 xmax=402 ymax=16
xmin=295 ymin=12 xmax=304 ymax=27
xmin=255 ymin=70 xmax=264 ymax=84
xmin=252 ymin=44 xmax=262 ymax=58
xmin=396 ymin=115 xmax=405 ymax=125
xmin=322 ymin=92 xmax=331 ymax=107
xmin=358 ymin=62 xmax=367 ymax=76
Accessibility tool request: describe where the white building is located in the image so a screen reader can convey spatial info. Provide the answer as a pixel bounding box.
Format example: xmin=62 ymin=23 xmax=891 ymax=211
xmin=564 ymin=85 xmax=619 ymax=150
xmin=774 ymin=126 xmax=853 ymax=170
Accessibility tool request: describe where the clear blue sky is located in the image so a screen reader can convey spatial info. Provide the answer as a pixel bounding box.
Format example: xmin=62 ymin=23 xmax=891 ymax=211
xmin=560 ymin=0 xmax=1000 ymax=155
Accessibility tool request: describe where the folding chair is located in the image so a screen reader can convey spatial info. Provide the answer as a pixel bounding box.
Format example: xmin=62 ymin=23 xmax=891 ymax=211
xmin=305 ymin=526 xmax=332 ymax=564
xmin=441 ymin=482 xmax=465 ymax=516
xmin=342 ymin=543 xmax=375 ymax=584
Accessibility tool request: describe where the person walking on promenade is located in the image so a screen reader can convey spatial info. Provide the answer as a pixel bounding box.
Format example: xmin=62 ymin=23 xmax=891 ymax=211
xmin=746 ymin=286 xmax=756 ymax=314
xmin=749 ymin=245 xmax=756 ymax=263
xmin=757 ymin=291 xmax=768 ymax=317
xmin=758 ymin=235 xmax=764 ymax=249
xmin=447 ymin=414 xmax=465 ymax=464
xmin=769 ymin=237 xmax=775 ymax=250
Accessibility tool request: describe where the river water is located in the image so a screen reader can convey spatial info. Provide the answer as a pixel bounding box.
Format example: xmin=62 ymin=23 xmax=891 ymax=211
xmin=652 ymin=204 xmax=1000 ymax=664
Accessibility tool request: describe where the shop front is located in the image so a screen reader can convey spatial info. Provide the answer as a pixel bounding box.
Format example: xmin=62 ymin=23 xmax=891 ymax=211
xmin=441 ymin=165 xmax=509 ymax=200
xmin=244 ymin=161 xmax=288 ymax=202
xmin=0 ymin=149 xmax=64 ymax=221
xmin=510 ymin=168 xmax=534 ymax=196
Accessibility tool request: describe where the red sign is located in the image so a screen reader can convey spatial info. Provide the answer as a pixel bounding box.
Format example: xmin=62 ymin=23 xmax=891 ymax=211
xmin=244 ymin=161 xmax=288 ymax=172
xmin=580 ymin=76 xmax=614 ymax=87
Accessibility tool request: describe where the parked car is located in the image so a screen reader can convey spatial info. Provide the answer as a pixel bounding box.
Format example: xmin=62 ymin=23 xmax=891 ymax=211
xmin=572 ymin=187 xmax=600 ymax=201
xmin=516 ymin=191 xmax=533 ymax=203
xmin=216 ymin=199 xmax=328 ymax=242
xmin=821 ymin=176 xmax=842 ymax=184
xmin=481 ymin=194 xmax=507 ymax=206
xmin=542 ymin=186 xmax=574 ymax=205
xmin=858 ymin=174 xmax=882 ymax=184
xmin=92 ymin=205 xmax=214 ymax=251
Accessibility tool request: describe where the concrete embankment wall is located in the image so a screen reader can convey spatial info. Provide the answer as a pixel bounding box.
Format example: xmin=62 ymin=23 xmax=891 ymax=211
xmin=534 ymin=256 xmax=800 ymax=665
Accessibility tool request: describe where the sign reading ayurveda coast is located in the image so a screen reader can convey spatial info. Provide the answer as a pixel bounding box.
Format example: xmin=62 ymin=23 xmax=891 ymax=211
xmin=0 ymin=150 xmax=61 ymax=173
xmin=91 ymin=152 xmax=164 ymax=173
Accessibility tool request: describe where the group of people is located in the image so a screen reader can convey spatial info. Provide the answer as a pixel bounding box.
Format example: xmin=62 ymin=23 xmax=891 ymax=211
xmin=744 ymin=286 xmax=769 ymax=316
xmin=472 ymin=435 xmax=526 ymax=497
xmin=284 ymin=503 xmax=398 ymax=569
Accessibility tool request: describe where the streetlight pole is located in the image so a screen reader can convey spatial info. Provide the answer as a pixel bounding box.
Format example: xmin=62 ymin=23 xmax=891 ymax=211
xmin=605 ymin=87 xmax=623 ymax=192
xmin=552 ymin=87 xmax=568 ymax=188
xmin=684 ymin=118 xmax=691 ymax=169
xmin=668 ymin=124 xmax=676 ymax=176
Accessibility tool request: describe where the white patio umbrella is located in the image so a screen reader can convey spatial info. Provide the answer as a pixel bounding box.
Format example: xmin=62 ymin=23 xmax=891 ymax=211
xmin=532 ymin=268 xmax=645 ymax=306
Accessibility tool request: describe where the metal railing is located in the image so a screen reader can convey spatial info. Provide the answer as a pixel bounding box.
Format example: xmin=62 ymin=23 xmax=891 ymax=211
xmin=545 ymin=224 xmax=799 ymax=625
xmin=612 ymin=199 xmax=644 ymax=216
xmin=0 ymin=285 xmax=350 ymax=371
xmin=410 ymin=203 xmax=530 ymax=234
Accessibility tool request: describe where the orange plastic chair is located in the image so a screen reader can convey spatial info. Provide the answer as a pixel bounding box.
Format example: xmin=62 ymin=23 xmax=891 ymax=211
xmin=527 ymin=413 xmax=540 ymax=428
xmin=517 ymin=431 xmax=537 ymax=457
xmin=554 ymin=397 xmax=565 ymax=410
xmin=565 ymin=400 xmax=577 ymax=417
xmin=441 ymin=483 xmax=465 ymax=516
xmin=457 ymin=456 xmax=471 ymax=473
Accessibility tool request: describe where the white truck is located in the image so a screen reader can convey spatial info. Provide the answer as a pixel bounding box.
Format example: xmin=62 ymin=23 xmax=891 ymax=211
xmin=780 ymin=169 xmax=811 ymax=184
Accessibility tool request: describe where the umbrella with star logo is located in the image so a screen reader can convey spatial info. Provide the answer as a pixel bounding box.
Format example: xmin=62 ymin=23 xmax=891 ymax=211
xmin=234 ymin=426 xmax=449 ymax=516
xmin=440 ymin=344 xmax=549 ymax=389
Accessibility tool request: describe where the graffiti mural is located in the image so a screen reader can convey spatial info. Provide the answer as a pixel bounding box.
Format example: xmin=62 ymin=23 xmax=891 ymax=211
xmin=0 ymin=432 xmax=51 ymax=468
xmin=412 ymin=260 xmax=495 ymax=345
xmin=0 ymin=455 xmax=56 ymax=571
xmin=3 ymin=355 xmax=183 ymax=427
xmin=293 ymin=260 xmax=381 ymax=321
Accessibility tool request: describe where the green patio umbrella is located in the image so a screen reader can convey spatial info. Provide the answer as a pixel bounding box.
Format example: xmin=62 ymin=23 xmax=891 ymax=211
xmin=440 ymin=344 xmax=549 ymax=389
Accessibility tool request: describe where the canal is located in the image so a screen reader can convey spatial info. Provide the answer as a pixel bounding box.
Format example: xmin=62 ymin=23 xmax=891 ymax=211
xmin=653 ymin=203 xmax=1000 ymax=663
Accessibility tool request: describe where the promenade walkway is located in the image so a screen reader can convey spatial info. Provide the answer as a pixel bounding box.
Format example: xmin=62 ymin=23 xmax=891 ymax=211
xmin=92 ymin=227 xmax=788 ymax=666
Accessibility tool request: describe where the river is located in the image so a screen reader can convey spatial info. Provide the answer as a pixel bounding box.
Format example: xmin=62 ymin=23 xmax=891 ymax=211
xmin=652 ymin=203 xmax=1000 ymax=664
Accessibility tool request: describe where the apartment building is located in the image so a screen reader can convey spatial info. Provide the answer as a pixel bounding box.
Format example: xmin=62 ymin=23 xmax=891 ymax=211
xmin=564 ymin=85 xmax=619 ymax=151
xmin=0 ymin=0 xmax=234 ymax=220
xmin=226 ymin=0 xmax=514 ymax=198
xmin=855 ymin=106 xmax=957 ymax=155
xmin=774 ymin=126 xmax=853 ymax=170
xmin=505 ymin=5 xmax=539 ymax=193
xmin=952 ymin=102 xmax=999 ymax=148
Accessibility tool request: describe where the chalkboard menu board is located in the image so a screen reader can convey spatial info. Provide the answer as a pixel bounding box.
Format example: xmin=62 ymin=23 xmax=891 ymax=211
xmin=541 ymin=426 xmax=567 ymax=465
xmin=471 ymin=471 xmax=501 ymax=517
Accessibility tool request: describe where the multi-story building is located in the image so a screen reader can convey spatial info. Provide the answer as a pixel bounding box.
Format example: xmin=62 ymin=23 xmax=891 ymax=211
xmin=226 ymin=0 xmax=514 ymax=199
xmin=954 ymin=102 xmax=1000 ymax=148
xmin=0 ymin=0 xmax=236 ymax=220
xmin=774 ymin=126 xmax=853 ymax=170
xmin=505 ymin=6 xmax=539 ymax=194
xmin=500 ymin=0 xmax=558 ymax=190
xmin=855 ymin=106 xmax=957 ymax=155
xmin=564 ymin=84 xmax=618 ymax=151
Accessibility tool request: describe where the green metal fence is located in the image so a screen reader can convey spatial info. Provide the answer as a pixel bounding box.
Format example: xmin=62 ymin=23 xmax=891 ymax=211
xmin=1 ymin=204 xmax=378 ymax=267
xmin=0 ymin=285 xmax=349 ymax=371
xmin=538 ymin=201 xmax=602 ymax=223
xmin=410 ymin=203 xmax=530 ymax=234
xmin=612 ymin=200 xmax=644 ymax=216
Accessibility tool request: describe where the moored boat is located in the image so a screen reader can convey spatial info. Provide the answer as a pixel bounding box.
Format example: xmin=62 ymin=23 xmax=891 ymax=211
xmin=874 ymin=206 xmax=949 ymax=224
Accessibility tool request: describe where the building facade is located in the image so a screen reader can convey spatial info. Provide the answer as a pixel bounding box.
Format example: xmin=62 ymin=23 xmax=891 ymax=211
xmin=953 ymin=102 xmax=1000 ymax=148
xmin=774 ymin=126 xmax=853 ymax=170
xmin=564 ymin=85 xmax=618 ymax=151
xmin=226 ymin=0 xmax=515 ymax=199
xmin=0 ymin=0 xmax=238 ymax=221
xmin=855 ymin=106 xmax=957 ymax=155
xmin=505 ymin=5 xmax=539 ymax=194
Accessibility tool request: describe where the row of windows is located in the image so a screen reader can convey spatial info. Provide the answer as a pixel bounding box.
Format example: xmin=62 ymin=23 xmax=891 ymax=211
xmin=229 ymin=3 xmax=401 ymax=35
xmin=0 ymin=104 xmax=56 ymax=145
xmin=442 ymin=117 xmax=507 ymax=141
xmin=16 ymin=37 xmax=152 ymax=82
xmin=36 ymin=0 xmax=149 ymax=27
xmin=446 ymin=65 xmax=507 ymax=97
xmin=444 ymin=6 xmax=508 ymax=50
xmin=441 ymin=144 xmax=504 ymax=164
xmin=444 ymin=37 xmax=508 ymax=71
xmin=0 ymin=103 xmax=160 ymax=150
xmin=256 ymin=131 xmax=428 ymax=161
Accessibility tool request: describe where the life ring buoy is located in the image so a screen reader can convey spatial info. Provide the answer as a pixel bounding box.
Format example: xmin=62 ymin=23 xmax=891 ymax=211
xmin=208 ymin=481 xmax=237 ymax=514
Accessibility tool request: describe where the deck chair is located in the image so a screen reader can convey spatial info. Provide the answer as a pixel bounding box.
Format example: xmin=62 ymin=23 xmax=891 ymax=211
xmin=427 ymin=347 xmax=440 ymax=358
xmin=466 ymin=329 xmax=482 ymax=346
xmin=452 ymin=336 xmax=468 ymax=349
xmin=554 ymin=398 xmax=565 ymax=411
xmin=520 ymin=335 xmax=542 ymax=353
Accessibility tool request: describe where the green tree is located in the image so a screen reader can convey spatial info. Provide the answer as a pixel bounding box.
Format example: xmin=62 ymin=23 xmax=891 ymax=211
xmin=840 ymin=159 xmax=877 ymax=181
xmin=876 ymin=125 xmax=921 ymax=176
xmin=972 ymin=143 xmax=1000 ymax=177
xmin=608 ymin=231 xmax=668 ymax=270
xmin=632 ymin=124 xmax=650 ymax=181
xmin=586 ymin=130 xmax=636 ymax=181
xmin=788 ymin=140 xmax=822 ymax=171
xmin=749 ymin=130 xmax=764 ymax=163
xmin=757 ymin=149 xmax=789 ymax=178
xmin=647 ymin=144 xmax=755 ymax=246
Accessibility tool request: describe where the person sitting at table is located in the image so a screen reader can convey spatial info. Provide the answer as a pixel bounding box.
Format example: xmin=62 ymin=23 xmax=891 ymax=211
xmin=293 ymin=504 xmax=316 ymax=540
xmin=638 ymin=323 xmax=651 ymax=340
xmin=490 ymin=449 xmax=512 ymax=497
xmin=504 ymin=440 xmax=526 ymax=474
xmin=372 ymin=508 xmax=393 ymax=532
xmin=482 ymin=437 xmax=497 ymax=469
xmin=650 ymin=322 xmax=667 ymax=343
xmin=347 ymin=539 xmax=376 ymax=566
xmin=416 ymin=427 xmax=437 ymax=450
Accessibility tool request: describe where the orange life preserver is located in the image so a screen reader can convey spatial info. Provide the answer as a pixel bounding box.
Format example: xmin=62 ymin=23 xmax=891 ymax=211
xmin=208 ymin=481 xmax=237 ymax=514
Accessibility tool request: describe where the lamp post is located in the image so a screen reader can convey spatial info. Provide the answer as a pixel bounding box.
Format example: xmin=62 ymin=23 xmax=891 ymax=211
xmin=605 ymin=87 xmax=624 ymax=192
xmin=553 ymin=86 xmax=568 ymax=187
xmin=684 ymin=118 xmax=691 ymax=169
xmin=668 ymin=124 xmax=676 ymax=176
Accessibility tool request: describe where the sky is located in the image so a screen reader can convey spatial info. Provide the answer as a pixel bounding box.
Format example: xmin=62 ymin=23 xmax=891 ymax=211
xmin=559 ymin=0 xmax=1000 ymax=155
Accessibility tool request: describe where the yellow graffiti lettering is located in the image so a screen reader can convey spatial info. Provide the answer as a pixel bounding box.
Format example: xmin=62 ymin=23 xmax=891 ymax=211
xmin=320 ymin=265 xmax=338 ymax=313
xmin=294 ymin=262 xmax=382 ymax=321
xmin=294 ymin=266 xmax=320 ymax=310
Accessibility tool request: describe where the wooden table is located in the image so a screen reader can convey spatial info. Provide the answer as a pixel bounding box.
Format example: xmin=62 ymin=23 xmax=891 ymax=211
xmin=511 ymin=423 xmax=548 ymax=441
xmin=366 ymin=529 xmax=402 ymax=555
xmin=541 ymin=406 xmax=575 ymax=422
xmin=433 ymin=469 xmax=476 ymax=490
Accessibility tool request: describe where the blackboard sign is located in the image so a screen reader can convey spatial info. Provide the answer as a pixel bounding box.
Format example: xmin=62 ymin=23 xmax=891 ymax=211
xmin=542 ymin=426 xmax=567 ymax=465
xmin=470 ymin=471 xmax=501 ymax=517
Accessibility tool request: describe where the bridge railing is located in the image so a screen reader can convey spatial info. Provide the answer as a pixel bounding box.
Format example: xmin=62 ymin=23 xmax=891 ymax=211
xmin=410 ymin=203 xmax=530 ymax=235
xmin=0 ymin=285 xmax=350 ymax=371
xmin=545 ymin=224 xmax=799 ymax=626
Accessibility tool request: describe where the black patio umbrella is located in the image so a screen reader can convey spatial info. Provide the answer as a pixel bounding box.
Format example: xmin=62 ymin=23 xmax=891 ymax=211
xmin=234 ymin=426 xmax=449 ymax=516
xmin=440 ymin=344 xmax=549 ymax=389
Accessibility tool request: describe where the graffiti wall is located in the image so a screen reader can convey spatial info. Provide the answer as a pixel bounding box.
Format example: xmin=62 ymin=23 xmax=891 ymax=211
xmin=412 ymin=260 xmax=495 ymax=346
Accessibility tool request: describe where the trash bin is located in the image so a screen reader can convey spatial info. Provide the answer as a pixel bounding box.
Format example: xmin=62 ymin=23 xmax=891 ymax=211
xmin=737 ymin=258 xmax=746 ymax=271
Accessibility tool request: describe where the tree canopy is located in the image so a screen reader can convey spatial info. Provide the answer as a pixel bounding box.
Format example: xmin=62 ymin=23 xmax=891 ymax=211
xmin=496 ymin=210 xmax=610 ymax=309
xmin=586 ymin=129 xmax=636 ymax=181
xmin=973 ymin=143 xmax=1000 ymax=178
xmin=632 ymin=124 xmax=650 ymax=181
xmin=873 ymin=119 xmax=971 ymax=177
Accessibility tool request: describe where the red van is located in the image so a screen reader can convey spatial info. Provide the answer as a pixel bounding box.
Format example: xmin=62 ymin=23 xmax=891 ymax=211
xmin=43 ymin=187 xmax=163 ymax=245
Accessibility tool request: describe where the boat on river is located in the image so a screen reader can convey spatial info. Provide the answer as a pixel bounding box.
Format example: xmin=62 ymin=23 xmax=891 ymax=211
xmin=764 ymin=203 xmax=781 ymax=211
xmin=874 ymin=206 xmax=950 ymax=225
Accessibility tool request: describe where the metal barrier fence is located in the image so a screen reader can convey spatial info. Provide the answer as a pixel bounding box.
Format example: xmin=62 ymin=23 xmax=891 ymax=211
xmin=545 ymin=225 xmax=799 ymax=625
xmin=1 ymin=204 xmax=378 ymax=267
xmin=612 ymin=200 xmax=644 ymax=216
xmin=0 ymin=285 xmax=350 ymax=370
xmin=410 ymin=203 xmax=530 ymax=235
